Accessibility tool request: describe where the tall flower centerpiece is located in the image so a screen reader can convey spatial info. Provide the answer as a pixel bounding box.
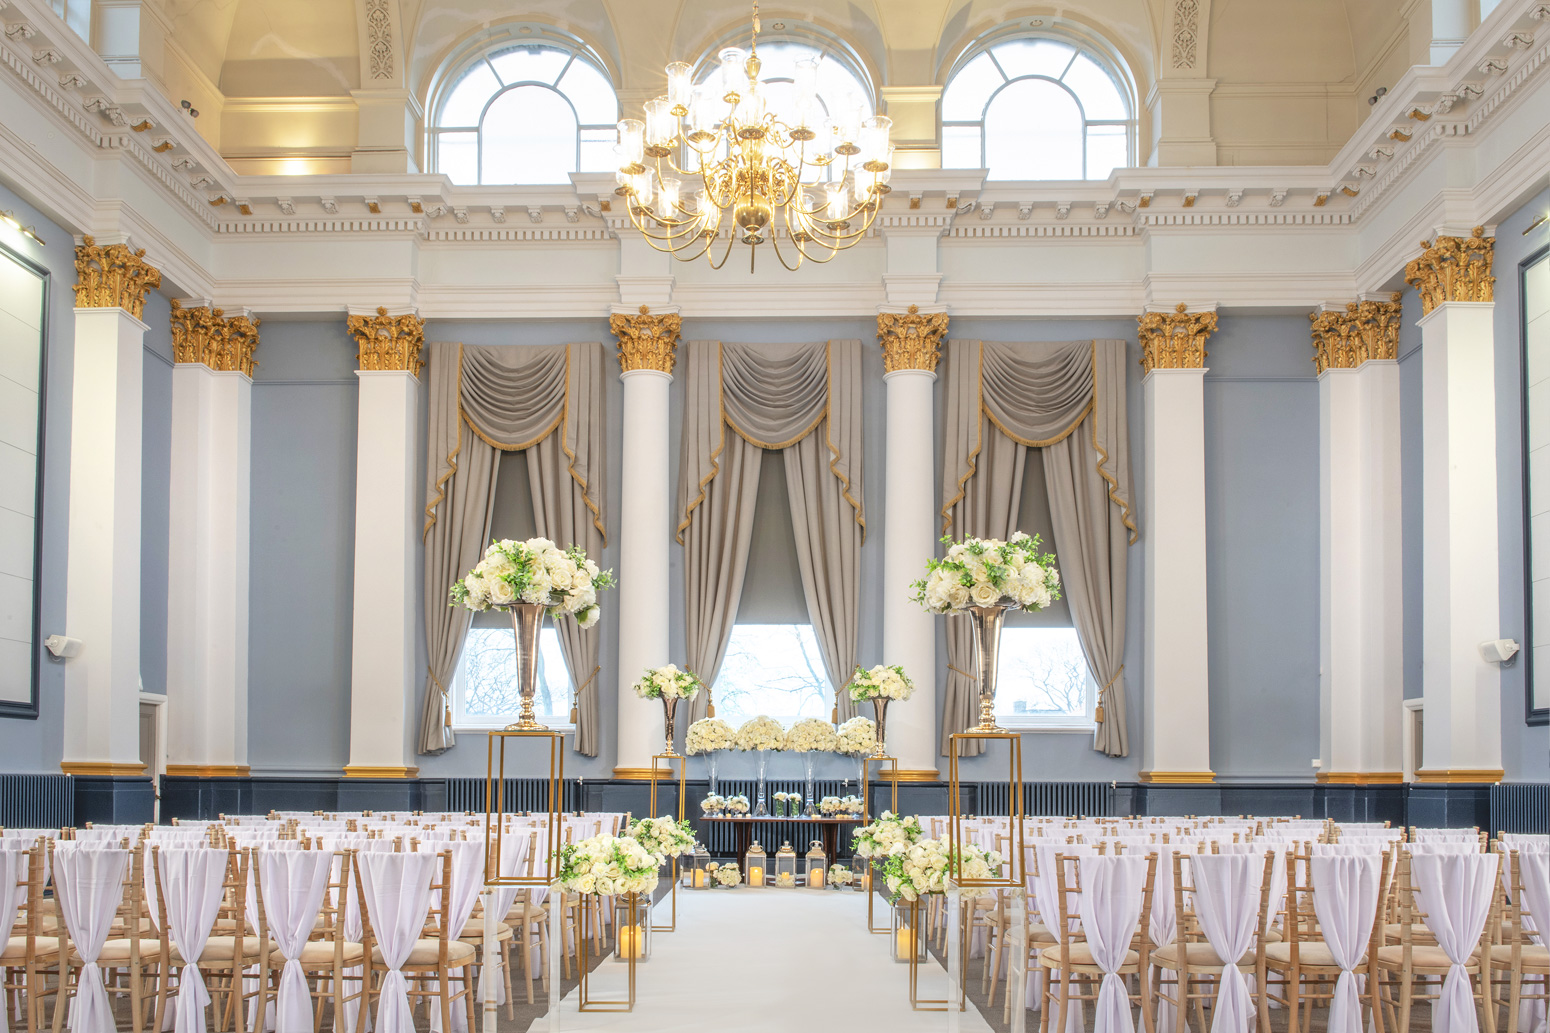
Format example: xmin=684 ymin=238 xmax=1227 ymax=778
xmin=631 ymin=664 xmax=704 ymax=757
xmin=785 ymin=718 xmax=838 ymax=816
xmin=624 ymin=816 xmax=697 ymax=863
xmin=555 ymin=833 xmax=664 ymax=896
xmin=835 ymin=716 xmax=877 ymax=757
xmin=847 ymin=665 xmax=914 ymax=758
xmin=911 ymin=531 xmax=1060 ymax=732
xmin=735 ymin=715 xmax=785 ymax=817
xmin=878 ymin=836 xmax=1003 ymax=902
xmin=686 ymin=716 xmax=736 ymax=796
xmin=451 ymin=537 xmax=616 ymax=730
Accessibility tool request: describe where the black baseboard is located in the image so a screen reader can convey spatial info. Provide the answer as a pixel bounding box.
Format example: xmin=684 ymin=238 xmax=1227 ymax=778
xmin=72 ymin=776 xmax=155 ymax=825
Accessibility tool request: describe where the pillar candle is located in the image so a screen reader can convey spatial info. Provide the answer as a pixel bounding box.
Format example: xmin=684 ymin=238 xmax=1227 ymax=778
xmin=896 ymin=927 xmax=916 ymax=959
xmin=808 ymin=868 xmax=824 ymax=887
xmin=748 ymin=866 xmax=764 ymax=885
xmin=693 ymin=869 xmax=706 ymax=888
xmin=617 ymin=925 xmax=643 ymax=958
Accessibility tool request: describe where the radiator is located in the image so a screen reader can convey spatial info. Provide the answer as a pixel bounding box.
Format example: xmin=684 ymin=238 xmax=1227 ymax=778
xmin=1490 ymin=783 xmax=1550 ymax=835
xmin=0 ymin=773 xmax=74 ymax=829
xmin=975 ymin=781 xmax=1116 ymax=817
xmin=444 ymin=777 xmax=577 ymax=815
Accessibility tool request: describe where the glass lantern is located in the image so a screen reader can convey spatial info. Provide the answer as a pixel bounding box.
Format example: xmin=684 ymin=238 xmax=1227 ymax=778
xmin=804 ymin=840 xmax=827 ymax=889
xmin=891 ymin=900 xmax=927 ymax=963
xmin=773 ymin=841 xmax=798 ymax=888
xmin=688 ymin=843 xmax=713 ymax=890
xmin=612 ymin=893 xmax=652 ymax=962
xmin=744 ymin=843 xmax=767 ymax=888
xmin=854 ymin=861 xmax=870 ymax=893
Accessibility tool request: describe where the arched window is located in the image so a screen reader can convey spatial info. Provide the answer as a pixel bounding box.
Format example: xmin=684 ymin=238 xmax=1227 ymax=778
xmin=430 ymin=38 xmax=618 ymax=186
xmin=941 ymin=35 xmax=1135 ymax=180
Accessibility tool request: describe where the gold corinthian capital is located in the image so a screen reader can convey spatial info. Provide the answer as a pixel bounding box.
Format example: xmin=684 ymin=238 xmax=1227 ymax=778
xmin=1137 ymin=303 xmax=1218 ymax=372
xmin=73 ymin=236 xmax=162 ymax=319
xmin=171 ymin=301 xmax=261 ymax=377
xmin=877 ymin=304 xmax=949 ymax=373
xmin=1404 ymin=227 xmax=1494 ymax=315
xmin=611 ymin=305 xmax=682 ymax=374
xmin=347 ymin=306 xmax=425 ymax=375
xmin=1309 ymin=292 xmax=1403 ymax=375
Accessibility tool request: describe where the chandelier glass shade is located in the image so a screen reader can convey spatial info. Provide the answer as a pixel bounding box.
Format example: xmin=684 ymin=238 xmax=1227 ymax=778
xmin=615 ymin=6 xmax=893 ymax=270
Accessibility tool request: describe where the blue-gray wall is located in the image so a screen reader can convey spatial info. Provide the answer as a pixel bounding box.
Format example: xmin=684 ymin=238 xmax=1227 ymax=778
xmin=141 ymin=293 xmax=172 ymax=698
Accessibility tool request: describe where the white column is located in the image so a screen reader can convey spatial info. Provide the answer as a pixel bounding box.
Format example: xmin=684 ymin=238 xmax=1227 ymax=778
xmin=615 ymin=366 xmax=672 ymax=775
xmin=345 ymin=369 xmax=420 ymax=777
xmin=1140 ymin=367 xmax=1213 ymax=779
xmin=881 ymin=368 xmax=939 ymax=776
xmin=1419 ymin=300 xmax=1502 ymax=780
xmin=165 ymin=359 xmax=252 ymax=775
xmin=62 ymin=306 xmax=147 ymax=773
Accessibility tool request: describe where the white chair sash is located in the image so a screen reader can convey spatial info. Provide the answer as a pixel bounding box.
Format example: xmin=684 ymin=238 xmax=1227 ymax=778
xmin=256 ymin=848 xmax=333 ymax=1033
xmin=1411 ymin=852 xmax=1498 ymax=1033
xmin=358 ymin=850 xmax=438 ymax=1033
xmin=0 ymin=844 xmax=26 ymax=1033
xmin=1309 ymin=853 xmax=1382 ymax=1033
xmin=157 ymin=848 xmax=229 ymax=1033
xmin=54 ymin=843 xmax=131 ymax=1033
xmin=1517 ymin=852 xmax=1550 ymax=1033
xmin=1189 ymin=852 xmax=1265 ymax=1033
xmin=1077 ymin=855 xmax=1148 ymax=1033
xmin=427 ymin=841 xmax=483 ymax=1033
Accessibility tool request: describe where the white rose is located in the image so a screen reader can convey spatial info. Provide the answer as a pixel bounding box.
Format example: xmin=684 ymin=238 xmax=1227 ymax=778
xmin=947 ymin=584 xmax=971 ymax=610
xmin=970 ymin=581 xmax=1001 ymax=607
xmin=488 ymin=578 xmax=516 ymax=605
xmin=578 ymin=605 xmax=600 ymax=630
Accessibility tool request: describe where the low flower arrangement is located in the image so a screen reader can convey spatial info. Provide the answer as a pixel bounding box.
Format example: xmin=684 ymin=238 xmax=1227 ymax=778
xmin=723 ymin=795 xmax=750 ymax=815
xmin=828 ymin=865 xmax=856 ymax=888
xmin=835 ymin=717 xmax=878 ymax=756
xmin=774 ymin=871 xmax=797 ymax=888
xmin=852 ymin=811 xmax=923 ymax=861
xmin=625 ymin=816 xmax=696 ymax=861
xmin=820 ymin=795 xmax=865 ymax=817
xmin=848 ymin=664 xmax=915 ymax=703
xmin=700 ymin=794 xmax=726 ymax=816
xmin=734 ymin=715 xmax=786 ymax=752
xmin=910 ymin=531 xmax=1060 ymax=615
xmin=773 ymin=791 xmax=790 ymax=816
xmin=784 ymin=718 xmax=839 ymax=753
xmin=685 ymin=717 xmax=736 ymax=755
xmin=879 ymin=837 xmax=1003 ymax=902
xmin=707 ymin=861 xmax=741 ymax=887
xmin=450 ymin=537 xmax=615 ymax=628
xmin=555 ymin=833 xmax=661 ymax=896
xmin=630 ymin=664 xmax=703 ymax=701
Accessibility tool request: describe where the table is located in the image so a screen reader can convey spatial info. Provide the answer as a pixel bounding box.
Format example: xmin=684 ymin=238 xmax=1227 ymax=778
xmin=699 ymin=815 xmax=862 ymax=865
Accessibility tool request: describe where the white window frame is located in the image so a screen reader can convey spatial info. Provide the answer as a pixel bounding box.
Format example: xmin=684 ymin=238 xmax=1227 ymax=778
xmin=450 ymin=626 xmax=576 ymax=734
xmin=991 ymin=626 xmax=1099 ymax=733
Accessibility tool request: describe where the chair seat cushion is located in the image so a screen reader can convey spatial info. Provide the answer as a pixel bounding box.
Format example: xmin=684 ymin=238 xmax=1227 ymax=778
xmin=2 ymin=935 xmax=60 ymax=961
xmin=1152 ymin=941 xmax=1241 ymax=970
xmin=1265 ymin=941 xmax=1364 ymax=969
xmin=458 ymin=918 xmax=514 ymax=943
xmin=1488 ymin=943 xmax=1550 ymax=970
xmin=176 ymin=936 xmax=276 ymax=963
xmin=1038 ymin=943 xmax=1140 ymax=970
xmin=78 ymin=938 xmax=164 ymax=964
xmin=1376 ymin=944 xmax=1470 ymax=971
xmin=372 ymin=939 xmax=477 ymax=967
xmin=295 ymin=941 xmax=366 ymax=966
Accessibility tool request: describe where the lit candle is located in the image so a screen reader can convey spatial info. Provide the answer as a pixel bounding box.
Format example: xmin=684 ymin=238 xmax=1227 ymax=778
xmin=617 ymin=925 xmax=643 ymax=958
xmin=808 ymin=869 xmax=824 ymax=888
xmin=748 ymin=866 xmax=764 ymax=885
xmin=693 ymin=869 xmax=706 ymax=888
xmin=897 ymin=927 xmax=916 ymax=959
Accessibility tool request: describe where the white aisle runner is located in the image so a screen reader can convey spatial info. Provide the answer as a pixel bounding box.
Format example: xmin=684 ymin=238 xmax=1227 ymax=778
xmin=526 ymin=889 xmax=995 ymax=1033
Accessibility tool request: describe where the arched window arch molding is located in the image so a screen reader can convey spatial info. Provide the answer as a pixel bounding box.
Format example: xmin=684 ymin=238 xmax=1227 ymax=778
xmin=682 ymin=18 xmax=880 ymax=111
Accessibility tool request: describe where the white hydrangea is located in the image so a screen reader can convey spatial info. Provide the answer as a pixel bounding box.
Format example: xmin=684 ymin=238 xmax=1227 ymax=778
xmin=835 ymin=717 xmax=877 ymax=756
xmin=783 ymin=718 xmax=839 ymax=753
xmin=713 ymin=862 xmax=741 ymax=887
xmin=685 ymin=717 xmax=736 ymax=755
xmin=734 ymin=716 xmax=786 ymax=752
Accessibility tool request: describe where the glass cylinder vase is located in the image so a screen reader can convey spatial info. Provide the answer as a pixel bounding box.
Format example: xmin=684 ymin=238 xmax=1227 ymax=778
xmin=803 ymin=754 xmax=818 ymax=817
xmin=753 ymin=749 xmax=769 ymax=817
xmin=705 ymin=750 xmax=719 ymax=798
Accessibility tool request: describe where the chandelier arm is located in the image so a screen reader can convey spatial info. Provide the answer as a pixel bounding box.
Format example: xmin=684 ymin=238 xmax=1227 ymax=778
xmin=705 ymin=226 xmax=741 ymax=270
xmin=768 ymin=231 xmax=805 ymax=272
xmin=624 ymin=204 xmax=713 ymax=243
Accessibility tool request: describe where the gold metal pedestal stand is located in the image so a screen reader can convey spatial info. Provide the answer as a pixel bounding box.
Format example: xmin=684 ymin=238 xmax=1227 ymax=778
xmin=861 ymin=753 xmax=900 ymax=934
xmin=947 ymin=729 xmax=1026 ymax=889
xmin=647 ymin=752 xmax=686 ymax=932
xmin=578 ymin=892 xmax=643 ymax=1011
xmin=484 ymin=729 xmax=565 ymax=887
xmin=903 ymin=894 xmax=970 ymax=1011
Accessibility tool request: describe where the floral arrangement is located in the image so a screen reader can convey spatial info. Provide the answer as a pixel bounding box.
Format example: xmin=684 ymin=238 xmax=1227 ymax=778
xmin=625 ymin=816 xmax=696 ymax=860
xmin=685 ymin=717 xmax=736 ymax=755
xmin=707 ymin=861 xmax=741 ymax=887
xmin=852 ymin=811 xmax=923 ymax=860
xmin=784 ymin=718 xmax=839 ymax=753
xmin=773 ymin=791 xmax=790 ymax=813
xmin=723 ymin=795 xmax=750 ymax=815
xmin=450 ymin=537 xmax=615 ymax=628
xmin=835 ymin=717 xmax=877 ymax=756
xmin=910 ymin=531 xmax=1060 ymax=615
xmin=555 ymin=833 xmax=661 ymax=896
xmin=828 ymin=865 xmax=856 ymax=887
xmin=848 ymin=664 xmax=915 ymax=703
xmin=820 ymin=795 xmax=865 ymax=817
xmin=631 ymin=664 xmax=703 ymax=701
xmin=879 ymin=837 xmax=1003 ymax=902
xmin=734 ymin=715 xmax=786 ymax=752
xmin=774 ymin=871 xmax=797 ymax=888
xmin=700 ymin=794 xmax=726 ymax=816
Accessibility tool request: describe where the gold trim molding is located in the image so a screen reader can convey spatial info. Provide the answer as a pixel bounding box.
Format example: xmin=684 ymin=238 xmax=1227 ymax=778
xmin=1138 ymin=304 xmax=1218 ymax=373
xmin=1137 ymin=770 xmax=1216 ymax=784
xmin=877 ymin=305 xmax=949 ymax=374
xmin=170 ymin=301 xmax=261 ymax=376
xmin=611 ymin=305 xmax=682 ymax=374
xmin=1315 ymin=771 xmax=1404 ymax=784
xmin=73 ymin=236 xmax=161 ymax=319
xmin=1310 ymin=293 xmax=1403 ymax=374
xmin=342 ymin=765 xmax=420 ymax=779
xmin=1404 ymin=227 xmax=1495 ymax=314
xmin=874 ymin=768 xmax=940 ymax=783
xmin=347 ymin=307 xmax=425 ymax=376
xmin=165 ymin=764 xmax=252 ymax=777
xmin=60 ymin=761 xmax=147 ymax=776
xmin=1413 ymin=768 xmax=1505 ymax=784
xmin=612 ymin=767 xmax=667 ymax=781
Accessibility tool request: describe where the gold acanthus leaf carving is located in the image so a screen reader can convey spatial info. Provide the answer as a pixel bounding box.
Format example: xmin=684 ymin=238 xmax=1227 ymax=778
xmin=1404 ymin=226 xmax=1494 ymax=314
xmin=1309 ymin=292 xmax=1403 ymax=374
xmin=170 ymin=301 xmax=261 ymax=377
xmin=347 ymin=306 xmax=425 ymax=375
xmin=1137 ymin=303 xmax=1218 ymax=372
xmin=611 ymin=305 xmax=682 ymax=374
xmin=877 ymin=304 xmax=949 ymax=373
xmin=73 ymin=235 xmax=161 ymax=319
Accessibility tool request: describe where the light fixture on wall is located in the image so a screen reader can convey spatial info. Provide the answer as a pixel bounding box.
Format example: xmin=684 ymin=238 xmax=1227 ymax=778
xmin=0 ymin=210 xmax=44 ymax=245
xmin=614 ymin=0 xmax=892 ymax=271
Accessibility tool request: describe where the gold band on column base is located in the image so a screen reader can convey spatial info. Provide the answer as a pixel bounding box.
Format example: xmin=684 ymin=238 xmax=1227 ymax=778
xmin=60 ymin=762 xmax=147 ymax=776
xmin=1315 ymin=771 xmax=1404 ymax=784
xmin=165 ymin=765 xmax=251 ymax=777
xmin=612 ymin=767 xmax=666 ymax=781
xmin=874 ymin=769 xmax=940 ymax=783
xmin=1413 ymin=768 xmax=1504 ymax=784
xmin=342 ymin=765 xmax=420 ymax=779
xmin=1137 ymin=770 xmax=1216 ymax=784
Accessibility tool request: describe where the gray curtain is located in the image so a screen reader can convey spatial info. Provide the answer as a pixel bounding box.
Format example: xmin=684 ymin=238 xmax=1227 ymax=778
xmin=940 ymin=339 xmax=1135 ymax=758
xmin=420 ymin=341 xmax=608 ymax=756
xmin=677 ymin=339 xmax=865 ymax=725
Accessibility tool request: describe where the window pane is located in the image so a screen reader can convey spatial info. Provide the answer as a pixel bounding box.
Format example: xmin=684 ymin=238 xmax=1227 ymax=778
xmin=1061 ymin=53 xmax=1127 ymax=119
xmin=461 ymin=627 xmax=571 ymax=724
xmin=990 ymin=39 xmax=1074 ymax=80
xmin=941 ymin=124 xmax=982 ymax=169
xmin=941 ymin=52 xmax=1004 ymax=121
xmin=557 ymin=59 xmax=617 ymax=124
xmin=441 ymin=63 xmax=499 ymax=126
xmin=715 ymin=624 xmax=830 ymax=725
xmin=489 ymin=44 xmax=570 ymax=85
xmin=482 ymin=85 xmax=577 ymax=185
xmin=579 ymin=128 xmax=615 ymax=172
xmin=983 ymin=78 xmax=1083 ymax=180
xmin=994 ymin=628 xmax=1091 ymax=718
xmin=1085 ymin=124 xmax=1128 ymax=179
xmin=436 ymin=131 xmax=478 ymax=184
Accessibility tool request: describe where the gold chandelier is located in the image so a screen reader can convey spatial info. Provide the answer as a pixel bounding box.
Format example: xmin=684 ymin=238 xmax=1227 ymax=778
xmin=615 ymin=2 xmax=893 ymax=271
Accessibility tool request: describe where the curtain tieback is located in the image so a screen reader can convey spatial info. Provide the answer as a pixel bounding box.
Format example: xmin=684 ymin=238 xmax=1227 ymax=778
xmin=947 ymin=664 xmax=975 ymax=681
xmin=1094 ymin=665 xmax=1124 ymax=723
xmin=571 ymin=666 xmax=600 ymax=724
xmin=428 ymin=667 xmax=452 ymax=726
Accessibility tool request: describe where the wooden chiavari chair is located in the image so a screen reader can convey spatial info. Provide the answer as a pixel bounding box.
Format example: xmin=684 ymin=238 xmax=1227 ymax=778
xmin=1 ymin=838 xmax=60 ymax=1032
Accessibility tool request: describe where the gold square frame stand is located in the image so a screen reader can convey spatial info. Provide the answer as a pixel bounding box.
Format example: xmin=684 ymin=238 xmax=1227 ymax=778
xmin=647 ymin=752 xmax=686 ymax=932
xmin=577 ymin=892 xmax=643 ymax=1012
xmin=948 ymin=729 xmax=1025 ymax=888
xmin=860 ymin=753 xmax=900 ymax=935
xmin=903 ymin=895 xmax=969 ymax=1012
xmin=484 ymin=729 xmax=565 ymax=887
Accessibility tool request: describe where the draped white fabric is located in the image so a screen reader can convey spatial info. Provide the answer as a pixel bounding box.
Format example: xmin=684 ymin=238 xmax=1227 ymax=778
xmin=484 ymin=832 xmax=528 ymax=1008
xmin=427 ymin=841 xmax=483 ymax=1033
xmin=1148 ymin=846 xmax=1180 ymax=1033
xmin=1412 ymin=852 xmax=1499 ymax=1033
xmin=1077 ymin=855 xmax=1148 ymax=1033
xmin=1189 ymin=853 xmax=1264 ymax=1033
xmin=0 ymin=843 xmax=24 ymax=1033
xmin=1517 ymin=851 xmax=1550 ymax=1033
xmin=256 ymin=848 xmax=333 ymax=1033
xmin=1309 ymin=854 xmax=1382 ymax=1033
xmin=357 ymin=851 xmax=438 ymax=1033
xmin=157 ymin=848 xmax=229 ymax=1033
xmin=53 ymin=844 xmax=131 ymax=1033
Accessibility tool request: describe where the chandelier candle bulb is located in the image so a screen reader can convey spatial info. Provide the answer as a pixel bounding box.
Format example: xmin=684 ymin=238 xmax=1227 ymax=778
xmin=643 ymin=97 xmax=675 ymax=153
xmin=665 ymin=62 xmax=693 ymax=113
xmin=826 ymin=182 xmax=849 ymax=223
xmin=658 ymin=178 xmax=682 ymax=216
xmin=860 ymin=116 xmax=893 ymax=167
xmin=617 ymin=120 xmax=645 ymax=170
xmin=720 ymin=48 xmax=746 ymax=99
